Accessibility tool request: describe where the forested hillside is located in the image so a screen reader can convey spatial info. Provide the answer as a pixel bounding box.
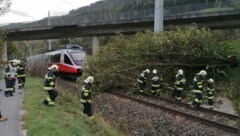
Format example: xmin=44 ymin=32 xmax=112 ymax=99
xmin=69 ymin=0 xmax=230 ymax=16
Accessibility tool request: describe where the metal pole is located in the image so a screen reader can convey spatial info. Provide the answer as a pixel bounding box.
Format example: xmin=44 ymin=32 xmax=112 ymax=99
xmin=154 ymin=0 xmax=164 ymax=33
xmin=48 ymin=10 xmax=52 ymax=51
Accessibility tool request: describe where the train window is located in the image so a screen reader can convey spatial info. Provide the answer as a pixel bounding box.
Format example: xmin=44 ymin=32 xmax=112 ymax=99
xmin=70 ymin=52 xmax=85 ymax=66
xmin=64 ymin=54 xmax=73 ymax=65
xmin=50 ymin=54 xmax=61 ymax=63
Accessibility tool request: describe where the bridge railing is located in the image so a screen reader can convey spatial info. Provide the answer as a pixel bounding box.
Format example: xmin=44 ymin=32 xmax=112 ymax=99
xmin=2 ymin=0 xmax=239 ymax=30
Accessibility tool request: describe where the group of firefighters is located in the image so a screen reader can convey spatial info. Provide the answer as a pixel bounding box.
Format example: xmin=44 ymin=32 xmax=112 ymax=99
xmin=1 ymin=60 xmax=215 ymax=122
xmin=43 ymin=64 xmax=214 ymax=120
xmin=0 ymin=59 xmax=26 ymax=122
xmin=137 ymin=69 xmax=215 ymax=109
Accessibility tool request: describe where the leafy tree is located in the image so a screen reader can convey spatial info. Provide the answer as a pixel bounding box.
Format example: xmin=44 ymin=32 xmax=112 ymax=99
xmin=0 ymin=0 xmax=11 ymax=15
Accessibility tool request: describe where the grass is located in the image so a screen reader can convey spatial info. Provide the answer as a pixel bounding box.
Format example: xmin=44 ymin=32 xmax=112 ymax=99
xmin=22 ymin=76 xmax=123 ymax=136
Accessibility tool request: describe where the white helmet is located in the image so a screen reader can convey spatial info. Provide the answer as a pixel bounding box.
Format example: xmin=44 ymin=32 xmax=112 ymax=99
xmin=152 ymin=69 xmax=157 ymax=74
xmin=178 ymin=69 xmax=183 ymax=75
xmin=86 ymin=76 xmax=94 ymax=83
xmin=144 ymin=69 xmax=150 ymax=74
xmin=208 ymin=78 xmax=214 ymax=83
xmin=17 ymin=59 xmax=21 ymax=65
xmin=13 ymin=59 xmax=18 ymax=66
xmin=199 ymin=70 xmax=207 ymax=77
xmin=50 ymin=64 xmax=59 ymax=72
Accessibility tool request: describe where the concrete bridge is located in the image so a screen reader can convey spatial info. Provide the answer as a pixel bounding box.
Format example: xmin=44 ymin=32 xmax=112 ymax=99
xmin=1 ymin=0 xmax=240 ymax=61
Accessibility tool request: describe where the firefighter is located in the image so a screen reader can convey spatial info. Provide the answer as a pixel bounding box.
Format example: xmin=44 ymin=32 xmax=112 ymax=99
xmin=80 ymin=76 xmax=94 ymax=118
xmin=0 ymin=111 xmax=7 ymax=122
xmin=4 ymin=59 xmax=17 ymax=97
xmin=172 ymin=69 xmax=186 ymax=101
xmin=16 ymin=60 xmax=22 ymax=89
xmin=191 ymin=70 xmax=207 ymax=108
xmin=18 ymin=60 xmax=26 ymax=88
xmin=151 ymin=69 xmax=162 ymax=96
xmin=42 ymin=64 xmax=59 ymax=106
xmin=137 ymin=69 xmax=150 ymax=95
xmin=207 ymin=78 xmax=214 ymax=109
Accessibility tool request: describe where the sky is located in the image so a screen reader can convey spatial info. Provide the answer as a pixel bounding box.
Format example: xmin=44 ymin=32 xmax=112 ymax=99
xmin=0 ymin=0 xmax=99 ymax=24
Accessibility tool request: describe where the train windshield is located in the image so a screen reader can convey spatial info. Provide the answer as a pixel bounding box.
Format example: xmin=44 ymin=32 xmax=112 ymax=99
xmin=70 ymin=52 xmax=85 ymax=66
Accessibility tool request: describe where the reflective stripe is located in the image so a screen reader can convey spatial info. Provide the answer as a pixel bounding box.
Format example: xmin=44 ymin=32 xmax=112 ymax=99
xmin=194 ymin=98 xmax=201 ymax=103
xmin=176 ymin=97 xmax=181 ymax=100
xmin=84 ymin=93 xmax=89 ymax=96
xmin=140 ymin=90 xmax=144 ymax=93
xmin=192 ymin=90 xmax=202 ymax=93
xmin=80 ymin=99 xmax=91 ymax=103
xmin=44 ymin=87 xmax=54 ymax=90
xmin=208 ymin=96 xmax=214 ymax=99
xmin=152 ymin=76 xmax=159 ymax=80
xmin=21 ymin=74 xmax=26 ymax=77
xmin=174 ymin=81 xmax=180 ymax=85
xmin=47 ymin=77 xmax=53 ymax=80
xmin=176 ymin=87 xmax=183 ymax=90
xmin=49 ymin=82 xmax=54 ymax=86
xmin=208 ymin=89 xmax=214 ymax=92
xmin=198 ymin=85 xmax=203 ymax=88
xmin=6 ymin=88 xmax=14 ymax=91
xmin=152 ymin=84 xmax=160 ymax=87
xmin=46 ymin=97 xmax=52 ymax=102
xmin=137 ymin=79 xmax=143 ymax=83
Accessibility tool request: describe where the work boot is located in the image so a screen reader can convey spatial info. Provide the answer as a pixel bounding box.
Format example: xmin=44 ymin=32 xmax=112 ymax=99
xmin=0 ymin=117 xmax=8 ymax=122
xmin=10 ymin=92 xmax=14 ymax=96
xmin=5 ymin=92 xmax=9 ymax=97
xmin=88 ymin=116 xmax=94 ymax=119
xmin=42 ymin=100 xmax=48 ymax=106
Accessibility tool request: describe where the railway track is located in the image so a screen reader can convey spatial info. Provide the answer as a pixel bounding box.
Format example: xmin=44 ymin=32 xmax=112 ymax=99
xmin=147 ymin=94 xmax=238 ymax=120
xmin=57 ymin=79 xmax=239 ymax=134
xmin=109 ymin=92 xmax=239 ymax=134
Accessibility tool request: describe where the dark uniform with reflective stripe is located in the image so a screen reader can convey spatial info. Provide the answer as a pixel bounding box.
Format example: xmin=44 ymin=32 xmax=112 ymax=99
xmin=80 ymin=81 xmax=93 ymax=117
xmin=18 ymin=63 xmax=26 ymax=88
xmin=16 ymin=65 xmax=22 ymax=89
xmin=137 ymin=72 xmax=147 ymax=94
xmin=172 ymin=74 xmax=186 ymax=101
xmin=151 ymin=74 xmax=162 ymax=95
xmin=192 ymin=74 xmax=203 ymax=108
xmin=207 ymin=82 xmax=214 ymax=109
xmin=4 ymin=64 xmax=16 ymax=97
xmin=42 ymin=69 xmax=58 ymax=106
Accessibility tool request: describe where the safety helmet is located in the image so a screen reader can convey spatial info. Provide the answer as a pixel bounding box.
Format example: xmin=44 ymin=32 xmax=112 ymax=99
xmin=50 ymin=64 xmax=59 ymax=72
xmin=178 ymin=69 xmax=184 ymax=75
xmin=86 ymin=76 xmax=94 ymax=83
xmin=17 ymin=59 xmax=21 ymax=65
xmin=208 ymin=78 xmax=214 ymax=84
xmin=199 ymin=70 xmax=207 ymax=77
xmin=13 ymin=59 xmax=18 ymax=66
xmin=144 ymin=69 xmax=150 ymax=74
xmin=152 ymin=69 xmax=157 ymax=74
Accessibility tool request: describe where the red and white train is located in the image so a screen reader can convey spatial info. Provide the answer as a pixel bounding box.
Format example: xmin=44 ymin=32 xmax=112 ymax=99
xmin=27 ymin=44 xmax=86 ymax=78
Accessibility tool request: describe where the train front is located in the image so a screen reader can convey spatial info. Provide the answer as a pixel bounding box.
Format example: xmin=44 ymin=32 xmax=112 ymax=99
xmin=68 ymin=49 xmax=86 ymax=77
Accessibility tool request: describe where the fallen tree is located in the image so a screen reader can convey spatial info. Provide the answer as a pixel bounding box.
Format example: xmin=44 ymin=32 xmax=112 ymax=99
xmin=78 ymin=25 xmax=240 ymax=93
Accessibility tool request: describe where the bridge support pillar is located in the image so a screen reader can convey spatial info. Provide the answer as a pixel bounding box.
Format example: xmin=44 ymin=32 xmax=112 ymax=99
xmin=154 ymin=0 xmax=164 ymax=32
xmin=2 ymin=42 xmax=8 ymax=62
xmin=92 ymin=36 xmax=99 ymax=56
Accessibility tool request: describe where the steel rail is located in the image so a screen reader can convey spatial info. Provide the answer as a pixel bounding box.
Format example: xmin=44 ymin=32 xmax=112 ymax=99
xmin=146 ymin=94 xmax=239 ymax=120
xmin=109 ymin=92 xmax=238 ymax=134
